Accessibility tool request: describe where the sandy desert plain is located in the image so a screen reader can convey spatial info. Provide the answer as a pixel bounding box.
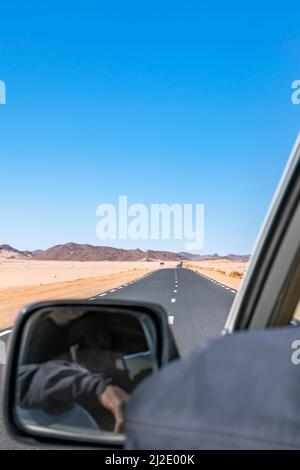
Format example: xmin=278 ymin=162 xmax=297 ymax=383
xmin=0 ymin=259 xmax=248 ymax=330
xmin=185 ymin=259 xmax=248 ymax=290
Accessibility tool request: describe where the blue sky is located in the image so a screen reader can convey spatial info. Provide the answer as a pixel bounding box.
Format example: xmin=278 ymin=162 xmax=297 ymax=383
xmin=1 ymin=1 xmax=299 ymax=254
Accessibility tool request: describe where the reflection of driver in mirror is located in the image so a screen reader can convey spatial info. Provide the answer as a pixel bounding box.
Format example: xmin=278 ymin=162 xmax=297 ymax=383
xmin=17 ymin=310 xmax=152 ymax=433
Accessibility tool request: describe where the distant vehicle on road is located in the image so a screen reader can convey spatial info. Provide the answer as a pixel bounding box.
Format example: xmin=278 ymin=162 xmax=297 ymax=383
xmin=160 ymin=261 xmax=164 ymax=268
xmin=176 ymin=262 xmax=183 ymax=268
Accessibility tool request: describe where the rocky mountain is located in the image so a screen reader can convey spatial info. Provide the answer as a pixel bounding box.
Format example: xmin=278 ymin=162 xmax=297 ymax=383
xmin=225 ymin=254 xmax=250 ymax=262
xmin=34 ymin=243 xmax=184 ymax=261
xmin=177 ymin=252 xmax=221 ymax=261
xmin=0 ymin=242 xmax=250 ymax=262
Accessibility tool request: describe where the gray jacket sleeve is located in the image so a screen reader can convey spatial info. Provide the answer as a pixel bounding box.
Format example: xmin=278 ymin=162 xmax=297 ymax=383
xmin=18 ymin=360 xmax=111 ymax=415
xmin=125 ymin=327 xmax=300 ymax=450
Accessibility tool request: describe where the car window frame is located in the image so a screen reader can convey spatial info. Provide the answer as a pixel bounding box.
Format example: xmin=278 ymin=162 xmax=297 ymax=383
xmin=224 ymin=134 xmax=300 ymax=332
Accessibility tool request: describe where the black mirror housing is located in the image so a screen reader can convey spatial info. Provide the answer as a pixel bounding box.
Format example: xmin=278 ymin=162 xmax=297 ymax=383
xmin=3 ymin=300 xmax=179 ymax=447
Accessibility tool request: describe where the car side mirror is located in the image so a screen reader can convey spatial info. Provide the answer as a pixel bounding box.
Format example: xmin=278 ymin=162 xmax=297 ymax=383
xmin=3 ymin=300 xmax=179 ymax=447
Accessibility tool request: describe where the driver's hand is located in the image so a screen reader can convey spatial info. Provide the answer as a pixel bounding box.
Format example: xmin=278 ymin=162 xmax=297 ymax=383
xmin=99 ymin=385 xmax=129 ymax=433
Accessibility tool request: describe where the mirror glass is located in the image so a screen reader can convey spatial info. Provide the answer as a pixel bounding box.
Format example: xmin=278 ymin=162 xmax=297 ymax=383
xmin=14 ymin=305 xmax=157 ymax=442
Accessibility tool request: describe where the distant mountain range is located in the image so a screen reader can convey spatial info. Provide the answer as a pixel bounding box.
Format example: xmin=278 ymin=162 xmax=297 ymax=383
xmin=0 ymin=243 xmax=250 ymax=262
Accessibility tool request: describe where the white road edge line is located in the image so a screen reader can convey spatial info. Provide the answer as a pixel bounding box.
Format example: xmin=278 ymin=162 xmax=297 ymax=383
xmin=190 ymin=269 xmax=237 ymax=292
xmin=91 ymin=269 xmax=159 ymax=299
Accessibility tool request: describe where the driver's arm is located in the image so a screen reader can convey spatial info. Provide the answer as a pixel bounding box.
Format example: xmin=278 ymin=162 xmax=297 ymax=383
xmin=18 ymin=360 xmax=129 ymax=432
xmin=18 ymin=360 xmax=111 ymax=414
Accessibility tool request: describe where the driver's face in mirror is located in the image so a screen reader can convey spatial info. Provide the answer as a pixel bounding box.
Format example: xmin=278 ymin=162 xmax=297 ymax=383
xmin=16 ymin=306 xmax=155 ymax=436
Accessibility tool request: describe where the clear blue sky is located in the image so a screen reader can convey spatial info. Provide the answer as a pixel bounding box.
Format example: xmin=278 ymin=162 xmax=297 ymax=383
xmin=1 ymin=1 xmax=299 ymax=254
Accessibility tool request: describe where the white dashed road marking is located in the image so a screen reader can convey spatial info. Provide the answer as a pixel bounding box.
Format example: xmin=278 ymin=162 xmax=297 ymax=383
xmin=191 ymin=269 xmax=237 ymax=294
xmin=168 ymin=316 xmax=175 ymax=325
xmin=171 ymin=298 xmax=176 ymax=303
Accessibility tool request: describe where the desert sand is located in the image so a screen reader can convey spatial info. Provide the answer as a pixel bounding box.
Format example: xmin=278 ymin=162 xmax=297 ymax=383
xmin=0 ymin=260 xmax=175 ymax=330
xmin=184 ymin=259 xmax=248 ymax=290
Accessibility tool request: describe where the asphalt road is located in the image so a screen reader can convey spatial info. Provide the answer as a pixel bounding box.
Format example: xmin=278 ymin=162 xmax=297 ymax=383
xmin=0 ymin=267 xmax=235 ymax=449
xmin=88 ymin=268 xmax=235 ymax=354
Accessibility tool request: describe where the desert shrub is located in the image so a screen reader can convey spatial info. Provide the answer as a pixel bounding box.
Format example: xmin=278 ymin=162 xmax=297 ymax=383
xmin=229 ymin=270 xmax=243 ymax=278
